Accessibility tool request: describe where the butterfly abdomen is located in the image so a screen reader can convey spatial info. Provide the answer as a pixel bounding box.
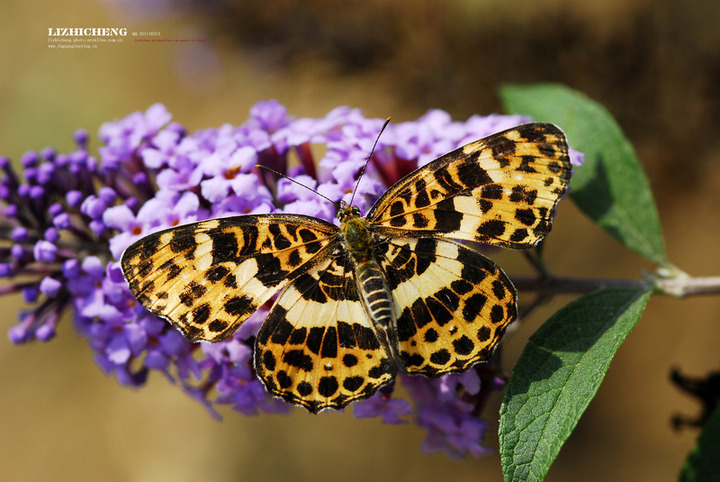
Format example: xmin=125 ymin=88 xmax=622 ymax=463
xmin=354 ymin=259 xmax=399 ymax=363
xmin=355 ymin=260 xmax=394 ymax=330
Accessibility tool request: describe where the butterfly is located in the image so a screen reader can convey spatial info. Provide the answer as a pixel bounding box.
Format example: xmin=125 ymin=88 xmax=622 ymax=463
xmin=121 ymin=122 xmax=572 ymax=412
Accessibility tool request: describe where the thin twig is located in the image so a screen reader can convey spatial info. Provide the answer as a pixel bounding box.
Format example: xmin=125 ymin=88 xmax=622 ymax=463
xmin=510 ymin=274 xmax=720 ymax=298
xmin=655 ymin=276 xmax=720 ymax=297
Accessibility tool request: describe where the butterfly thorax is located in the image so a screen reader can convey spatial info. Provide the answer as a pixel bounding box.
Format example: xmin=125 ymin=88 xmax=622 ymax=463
xmin=337 ymin=203 xmax=371 ymax=261
xmin=337 ymin=202 xmax=400 ymax=364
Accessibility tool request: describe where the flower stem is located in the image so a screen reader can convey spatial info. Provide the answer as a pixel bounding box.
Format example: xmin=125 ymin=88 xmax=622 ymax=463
xmin=511 ymin=274 xmax=720 ymax=297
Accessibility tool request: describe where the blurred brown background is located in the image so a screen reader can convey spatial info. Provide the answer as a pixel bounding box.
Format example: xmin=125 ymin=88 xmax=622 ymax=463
xmin=1 ymin=0 xmax=719 ymax=480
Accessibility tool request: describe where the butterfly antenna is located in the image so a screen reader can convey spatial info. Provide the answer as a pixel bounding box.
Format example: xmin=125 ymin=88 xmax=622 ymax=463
xmin=349 ymin=117 xmax=391 ymax=207
xmin=256 ymin=164 xmax=336 ymax=205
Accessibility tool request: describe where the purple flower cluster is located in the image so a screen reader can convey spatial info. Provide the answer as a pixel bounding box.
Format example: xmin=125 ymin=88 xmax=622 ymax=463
xmin=0 ymin=101 xmax=573 ymax=456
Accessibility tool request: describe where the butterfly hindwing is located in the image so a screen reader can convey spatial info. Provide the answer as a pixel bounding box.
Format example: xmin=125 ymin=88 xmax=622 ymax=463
xmin=379 ymin=237 xmax=516 ymax=376
xmin=368 ymin=123 xmax=571 ymax=248
xmin=255 ymin=251 xmax=396 ymax=412
xmin=121 ymin=214 xmax=337 ymax=342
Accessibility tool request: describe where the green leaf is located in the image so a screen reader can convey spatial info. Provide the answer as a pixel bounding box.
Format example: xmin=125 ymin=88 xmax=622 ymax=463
xmin=499 ymin=83 xmax=669 ymax=267
xmin=680 ymin=405 xmax=720 ymax=482
xmin=499 ymin=287 xmax=652 ymax=481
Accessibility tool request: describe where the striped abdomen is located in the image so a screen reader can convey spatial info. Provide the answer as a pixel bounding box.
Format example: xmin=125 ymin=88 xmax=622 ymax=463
xmin=354 ymin=259 xmax=399 ymax=361
xmin=356 ymin=260 xmax=394 ymax=329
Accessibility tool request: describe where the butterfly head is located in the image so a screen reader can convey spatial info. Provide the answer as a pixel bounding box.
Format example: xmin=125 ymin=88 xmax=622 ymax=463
xmin=337 ymin=200 xmax=362 ymax=223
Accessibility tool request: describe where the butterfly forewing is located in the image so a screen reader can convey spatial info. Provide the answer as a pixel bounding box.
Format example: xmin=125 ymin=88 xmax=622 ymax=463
xmin=255 ymin=251 xmax=396 ymax=412
xmin=121 ymin=215 xmax=337 ymax=342
xmin=368 ymin=123 xmax=571 ymax=248
xmin=379 ymin=237 xmax=516 ymax=376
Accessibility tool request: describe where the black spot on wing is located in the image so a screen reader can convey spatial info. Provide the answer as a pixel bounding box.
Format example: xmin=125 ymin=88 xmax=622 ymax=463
xmin=401 ymin=352 xmax=425 ymax=368
xmin=254 ymin=253 xmax=289 ymax=288
xmin=297 ymin=381 xmax=313 ymax=396
xmin=490 ymin=304 xmax=505 ymax=324
xmin=368 ymin=359 xmax=393 ymax=379
xmin=433 ymin=198 xmax=463 ymax=232
xmin=413 ymin=238 xmax=437 ymax=274
xmin=457 ymin=160 xmax=492 ymax=187
xmin=337 ymin=322 xmax=356 ymax=349
xmin=262 ymin=349 xmax=276 ymax=370
xmin=478 ymin=199 xmax=493 ymax=214
xmin=427 ymin=297 xmax=453 ymax=326
xmin=390 ymin=201 xmax=404 ymax=218
xmin=306 ymin=326 xmax=324 ymax=355
xmin=179 ymin=282 xmax=207 ymax=307
xmin=481 ymin=184 xmax=503 ymax=200
xmin=383 ymin=239 xmax=437 ymax=291
xmin=289 ymin=327 xmax=307 ymax=345
xmin=510 ymin=229 xmax=530 ymax=242
xmin=208 ymin=319 xmax=228 ymax=333
xmin=397 ymin=306 xmax=419 ymax=342
xmin=208 ymin=229 xmax=240 ymax=264
xmin=287 ymin=249 xmax=302 ymax=267
xmin=353 ymin=324 xmax=381 ymax=350
xmin=164 ymin=261 xmax=183 ymax=281
xmin=434 ymin=167 xmax=464 ymax=193
xmin=453 ymin=335 xmax=474 ymax=355
xmin=463 ymin=293 xmax=486 ymax=321
xmin=257 ymin=305 xmax=290 ymax=345
xmin=298 ymin=228 xmax=317 ymax=243
xmin=135 ymin=235 xmax=160 ymax=255
xmin=423 ymin=328 xmax=439 ymax=342
xmin=224 ymin=274 xmax=238 ymax=288
xmin=430 ymin=349 xmax=451 ymax=365
xmin=343 ymin=353 xmax=358 ymax=367
xmin=490 ymin=135 xmax=516 ymax=158
xmin=192 ymin=303 xmax=211 ymax=325
xmin=294 ymin=273 xmax=326 ymax=303
xmin=268 ymin=224 xmax=291 ymax=250
xmin=457 ymin=247 xmax=495 ymax=282
xmin=548 ymin=161 xmax=564 ymax=174
xmin=321 ymin=326 xmax=338 ymax=358
xmin=318 ymin=376 xmax=339 ymax=397
xmin=224 ymin=295 xmax=255 ymax=316
xmin=492 ymin=280 xmax=507 ymax=300
xmin=343 ymin=376 xmax=364 ymax=392
xmin=451 ymin=279 xmax=473 ymax=295
xmin=389 ymin=215 xmax=407 ymax=228
xmin=510 ymin=185 xmax=538 ymax=205
xmin=414 ymin=178 xmax=430 ymax=207
xmin=284 ymin=350 xmax=313 ymax=371
xmin=521 ymin=124 xmax=551 ymax=142
xmin=413 ymin=213 xmax=429 ymax=228
xmin=477 ymin=219 xmax=506 ymax=239
xmin=538 ymin=143 xmax=558 ymax=158
xmin=183 ymin=324 xmax=203 ymax=340
xmin=206 ymin=265 xmax=229 ymax=282
xmin=168 ymin=231 xmax=195 ymax=254
xmin=518 ymin=156 xmax=538 ymax=173
xmin=515 ymin=208 xmax=536 ymax=226
xmin=276 ymin=371 xmax=291 ymax=388
xmin=239 ymin=224 xmax=259 ymax=256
